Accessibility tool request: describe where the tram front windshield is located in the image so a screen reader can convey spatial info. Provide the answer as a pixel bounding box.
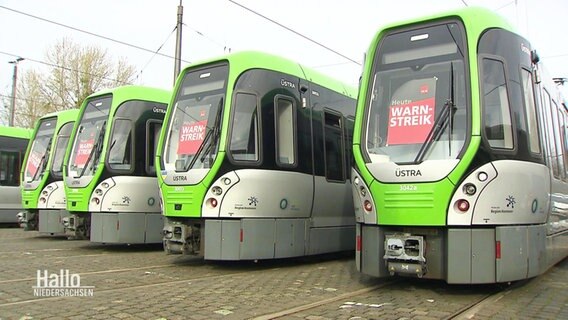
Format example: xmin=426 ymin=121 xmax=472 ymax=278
xmin=365 ymin=22 xmax=469 ymax=164
xmin=50 ymin=121 xmax=74 ymax=179
xmin=23 ymin=117 xmax=57 ymax=183
xmin=163 ymin=64 xmax=227 ymax=172
xmin=67 ymin=96 xmax=111 ymax=178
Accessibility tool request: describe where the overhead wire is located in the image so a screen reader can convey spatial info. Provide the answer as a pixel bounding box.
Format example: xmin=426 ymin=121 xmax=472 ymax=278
xmin=0 ymin=4 xmax=229 ymax=65
xmin=136 ymin=26 xmax=178 ymax=82
xmin=0 ymin=93 xmax=67 ymax=109
xmin=185 ymin=24 xmax=230 ymax=52
xmin=1 ymin=2 xmax=361 ymax=74
xmin=0 ymin=5 xmax=190 ymax=63
xmin=542 ymin=53 xmax=568 ymax=59
xmin=495 ymin=0 xmax=517 ymax=11
xmin=226 ymin=0 xmax=361 ymax=66
xmin=0 ymin=4 xmax=238 ymax=81
xmin=0 ymin=50 xmax=131 ymax=85
xmin=4 ymin=1 xmax=568 ymax=74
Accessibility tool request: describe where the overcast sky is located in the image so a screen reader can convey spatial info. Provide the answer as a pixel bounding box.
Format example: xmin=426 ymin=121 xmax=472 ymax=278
xmin=1 ymin=0 xmax=567 ymax=124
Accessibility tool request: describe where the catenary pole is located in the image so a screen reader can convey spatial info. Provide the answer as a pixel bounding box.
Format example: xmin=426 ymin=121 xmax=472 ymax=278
xmin=174 ymin=0 xmax=183 ymax=84
xmin=8 ymin=57 xmax=24 ymax=126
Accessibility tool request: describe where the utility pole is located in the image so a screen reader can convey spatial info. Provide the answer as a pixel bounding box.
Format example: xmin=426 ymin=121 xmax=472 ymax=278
xmin=8 ymin=57 xmax=24 ymax=127
xmin=173 ymin=0 xmax=183 ymax=84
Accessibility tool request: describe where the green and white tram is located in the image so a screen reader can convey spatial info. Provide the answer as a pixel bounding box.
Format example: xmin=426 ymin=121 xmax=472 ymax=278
xmin=158 ymin=51 xmax=357 ymax=259
xmin=63 ymin=86 xmax=170 ymax=243
xmin=352 ymin=7 xmax=568 ymax=283
xmin=0 ymin=126 xmax=31 ymax=224
xmin=18 ymin=109 xmax=79 ymax=234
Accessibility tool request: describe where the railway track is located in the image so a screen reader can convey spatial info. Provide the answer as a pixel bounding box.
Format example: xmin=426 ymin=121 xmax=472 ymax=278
xmin=250 ymin=278 xmax=511 ymax=320
xmin=0 ymin=267 xmax=264 ymax=308
xmin=0 ymin=228 xmax=564 ymax=320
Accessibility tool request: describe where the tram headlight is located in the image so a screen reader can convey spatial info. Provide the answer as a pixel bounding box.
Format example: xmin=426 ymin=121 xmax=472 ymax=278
xmin=353 ymin=177 xmax=359 ymax=186
xmin=91 ymin=197 xmax=100 ymax=205
xmin=211 ymin=186 xmax=223 ymax=196
xmin=46 ymin=185 xmax=54 ymax=191
xmin=363 ymin=200 xmax=373 ymax=212
xmin=42 ymin=190 xmax=49 ymax=196
xmin=206 ymin=198 xmax=218 ymax=208
xmin=39 ymin=197 xmax=47 ymax=204
xmin=222 ymin=177 xmax=231 ymax=185
xmin=463 ymin=183 xmax=477 ymax=195
xmin=477 ymin=171 xmax=488 ymax=182
xmin=360 ymin=186 xmax=367 ymax=197
xmin=94 ymin=188 xmax=103 ymax=196
xmin=101 ymin=182 xmax=110 ymax=188
xmin=455 ymin=199 xmax=470 ymax=212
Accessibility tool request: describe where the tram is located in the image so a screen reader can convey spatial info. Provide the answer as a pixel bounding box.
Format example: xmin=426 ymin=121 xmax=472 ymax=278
xmin=63 ymin=86 xmax=170 ymax=243
xmin=158 ymin=51 xmax=357 ymax=259
xmin=18 ymin=109 xmax=79 ymax=234
xmin=352 ymin=7 xmax=568 ymax=283
xmin=0 ymin=126 xmax=31 ymax=223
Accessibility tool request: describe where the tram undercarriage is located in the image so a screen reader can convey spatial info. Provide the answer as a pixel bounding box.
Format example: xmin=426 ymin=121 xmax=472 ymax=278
xmin=163 ymin=217 xmax=355 ymax=260
xmin=63 ymin=213 xmax=90 ymax=240
xmin=17 ymin=210 xmax=38 ymax=231
xmin=356 ymin=223 xmax=567 ymax=284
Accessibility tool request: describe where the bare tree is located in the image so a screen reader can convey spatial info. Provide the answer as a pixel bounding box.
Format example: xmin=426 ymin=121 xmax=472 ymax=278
xmin=15 ymin=70 xmax=49 ymax=128
xmin=14 ymin=38 xmax=137 ymax=127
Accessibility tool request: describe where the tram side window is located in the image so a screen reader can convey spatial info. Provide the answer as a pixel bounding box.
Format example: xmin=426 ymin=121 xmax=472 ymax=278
xmin=146 ymin=121 xmax=162 ymax=175
xmin=542 ymin=90 xmax=559 ymax=177
xmin=345 ymin=116 xmax=355 ymax=180
xmin=481 ymin=58 xmax=514 ymax=149
xmin=551 ymin=100 xmax=565 ymax=179
xmin=562 ymin=107 xmax=568 ymax=176
xmin=323 ymin=110 xmax=345 ymax=182
xmin=0 ymin=151 xmax=21 ymax=186
xmin=560 ymin=108 xmax=568 ymax=180
xmin=230 ymin=93 xmax=259 ymax=162
xmin=275 ymin=96 xmax=296 ymax=166
xmin=108 ymin=119 xmax=133 ymax=171
xmin=521 ymin=69 xmax=541 ymax=154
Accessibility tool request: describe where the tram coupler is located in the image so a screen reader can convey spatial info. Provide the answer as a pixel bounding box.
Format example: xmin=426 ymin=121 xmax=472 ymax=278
xmin=62 ymin=214 xmax=90 ymax=240
xmin=384 ymin=233 xmax=427 ymax=277
xmin=17 ymin=210 xmax=38 ymax=231
xmin=162 ymin=220 xmax=203 ymax=255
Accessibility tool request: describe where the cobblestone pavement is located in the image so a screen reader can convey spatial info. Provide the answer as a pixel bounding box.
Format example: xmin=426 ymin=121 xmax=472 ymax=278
xmin=0 ymin=228 xmax=565 ymax=320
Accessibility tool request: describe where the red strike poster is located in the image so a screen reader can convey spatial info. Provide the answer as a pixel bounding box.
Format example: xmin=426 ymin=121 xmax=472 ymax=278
xmin=26 ymin=151 xmax=42 ymax=177
xmin=387 ymin=79 xmax=436 ymax=145
xmin=177 ymin=120 xmax=208 ymax=155
xmin=74 ymin=138 xmax=95 ymax=167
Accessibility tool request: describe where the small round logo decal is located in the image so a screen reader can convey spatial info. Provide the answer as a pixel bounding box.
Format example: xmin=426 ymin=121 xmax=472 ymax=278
xmin=531 ymin=199 xmax=538 ymax=213
xmin=280 ymin=199 xmax=288 ymax=210
xmin=148 ymin=197 xmax=156 ymax=206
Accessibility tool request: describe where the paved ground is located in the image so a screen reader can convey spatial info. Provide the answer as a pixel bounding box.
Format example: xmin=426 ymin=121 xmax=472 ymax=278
xmin=0 ymin=227 xmax=565 ymax=320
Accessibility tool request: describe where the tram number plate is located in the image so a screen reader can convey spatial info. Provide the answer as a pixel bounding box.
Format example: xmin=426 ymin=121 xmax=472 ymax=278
xmin=400 ymin=185 xmax=417 ymax=191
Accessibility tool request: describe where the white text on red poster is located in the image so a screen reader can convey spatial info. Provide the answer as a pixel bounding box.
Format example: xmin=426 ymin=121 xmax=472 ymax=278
xmin=26 ymin=151 xmax=42 ymax=177
xmin=387 ymin=97 xmax=435 ymax=145
xmin=74 ymin=139 xmax=95 ymax=166
xmin=177 ymin=120 xmax=208 ymax=155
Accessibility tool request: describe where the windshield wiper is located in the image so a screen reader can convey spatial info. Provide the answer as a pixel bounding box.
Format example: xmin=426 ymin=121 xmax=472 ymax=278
xmin=76 ymin=121 xmax=107 ymax=178
xmin=31 ymin=137 xmax=53 ymax=182
xmin=179 ymin=98 xmax=224 ymax=172
xmin=414 ymin=63 xmax=456 ymax=164
xmin=200 ymin=98 xmax=224 ymax=165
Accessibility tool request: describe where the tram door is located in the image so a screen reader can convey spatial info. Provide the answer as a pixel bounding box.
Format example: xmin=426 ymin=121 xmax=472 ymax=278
xmin=307 ymin=81 xmax=354 ymax=229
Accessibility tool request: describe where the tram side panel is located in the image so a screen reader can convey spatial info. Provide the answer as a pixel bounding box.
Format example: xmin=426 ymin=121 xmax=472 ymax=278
xmin=351 ymin=7 xmax=568 ymax=284
xmin=160 ymin=53 xmax=357 ymax=259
